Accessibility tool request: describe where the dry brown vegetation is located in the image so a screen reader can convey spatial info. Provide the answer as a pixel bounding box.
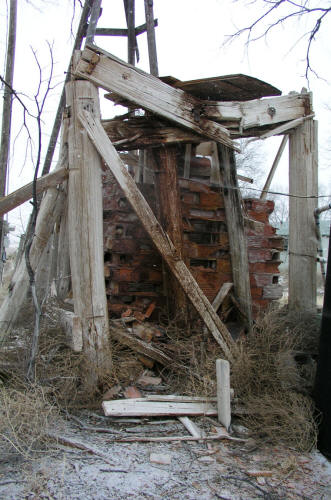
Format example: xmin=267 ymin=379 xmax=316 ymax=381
xmin=0 ymin=297 xmax=321 ymax=455
xmin=230 ymin=306 xmax=320 ymax=451
xmin=0 ymin=382 xmax=59 ymax=459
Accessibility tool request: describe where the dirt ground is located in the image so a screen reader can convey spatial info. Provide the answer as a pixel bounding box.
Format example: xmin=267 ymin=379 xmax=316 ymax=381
xmin=1 ymin=412 xmax=331 ymax=500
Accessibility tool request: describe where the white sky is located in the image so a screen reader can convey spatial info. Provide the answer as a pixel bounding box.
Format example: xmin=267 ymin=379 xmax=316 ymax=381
xmin=1 ymin=0 xmax=331 ymax=244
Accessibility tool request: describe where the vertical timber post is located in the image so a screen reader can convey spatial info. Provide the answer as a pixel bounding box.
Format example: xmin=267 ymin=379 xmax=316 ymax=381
xmin=218 ymin=144 xmax=253 ymax=328
xmin=66 ymin=80 xmax=111 ymax=389
xmin=153 ymin=146 xmax=187 ymax=316
xmin=288 ymin=119 xmax=318 ymax=310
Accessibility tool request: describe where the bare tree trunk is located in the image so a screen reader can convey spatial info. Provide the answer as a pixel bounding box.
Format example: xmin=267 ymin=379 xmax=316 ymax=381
xmin=0 ymin=0 xmax=17 ymax=281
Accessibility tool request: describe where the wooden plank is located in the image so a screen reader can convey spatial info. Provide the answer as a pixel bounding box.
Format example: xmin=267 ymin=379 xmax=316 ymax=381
xmin=212 ymin=282 xmax=233 ymax=312
xmin=218 ymin=145 xmax=253 ymax=327
xmin=210 ymin=141 xmax=222 ymax=186
xmin=95 ymin=20 xmax=158 ymax=37
xmin=183 ymin=144 xmax=192 ymax=179
xmin=102 ymin=117 xmax=203 ymax=149
xmin=165 ymin=74 xmax=281 ymax=101
xmin=216 ymin=359 xmax=231 ymax=431
xmin=103 ymin=434 xmax=243 ymax=443
xmin=0 ymin=167 xmax=67 ymax=217
xmin=178 ymin=416 xmax=204 ymax=438
xmin=110 ymin=323 xmax=172 ymax=365
xmin=66 ymin=81 xmax=110 ymax=388
xmin=260 ymin=135 xmax=288 ymax=200
xmin=259 ymin=114 xmax=314 ymax=139
xmin=102 ymin=399 xmax=217 ymax=417
xmin=75 ymin=45 xmax=237 ymax=150
xmin=144 ymin=0 xmax=158 ymax=76
xmin=55 ymin=183 xmax=71 ymax=300
xmin=55 ymin=307 xmax=83 ymax=352
xmin=288 ymin=119 xmax=318 ymax=310
xmin=85 ymin=0 xmax=102 ymax=45
xmin=203 ymin=93 xmax=312 ymax=130
xmin=146 ymin=395 xmax=217 ymax=403
xmin=78 ymin=110 xmax=234 ymax=360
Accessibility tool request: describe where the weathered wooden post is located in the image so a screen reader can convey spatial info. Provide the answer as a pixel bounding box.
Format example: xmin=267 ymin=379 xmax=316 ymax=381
xmin=217 ymin=144 xmax=253 ymax=328
xmin=288 ymin=119 xmax=318 ymax=310
xmin=66 ymin=80 xmax=111 ymax=389
xmin=153 ymin=146 xmax=187 ymax=316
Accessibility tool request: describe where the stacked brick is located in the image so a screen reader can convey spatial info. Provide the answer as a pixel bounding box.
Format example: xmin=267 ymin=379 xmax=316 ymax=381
xmin=102 ymin=164 xmax=283 ymax=319
xmin=244 ymin=198 xmax=284 ymax=316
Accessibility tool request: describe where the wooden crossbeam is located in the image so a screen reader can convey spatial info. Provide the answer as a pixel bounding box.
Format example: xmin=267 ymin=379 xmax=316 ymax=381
xmin=78 ymin=109 xmax=234 ymax=360
xmin=204 ymin=93 xmax=312 ymax=130
xmin=0 ymin=167 xmax=67 ymax=217
xmin=74 ymin=45 xmax=237 ymax=151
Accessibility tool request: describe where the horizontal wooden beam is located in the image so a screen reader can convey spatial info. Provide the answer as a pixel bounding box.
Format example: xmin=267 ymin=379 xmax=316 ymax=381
xmin=102 ymin=117 xmax=202 ymax=149
xmin=203 ymin=92 xmax=312 ymax=130
xmin=95 ymin=19 xmax=158 ymax=37
xmin=74 ymin=45 xmax=237 ymax=150
xmin=78 ymin=109 xmax=235 ymax=360
xmin=0 ymin=167 xmax=68 ymax=217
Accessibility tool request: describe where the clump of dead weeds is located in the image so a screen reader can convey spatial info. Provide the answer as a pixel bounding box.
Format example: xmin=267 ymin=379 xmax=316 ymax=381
xmin=231 ymin=305 xmax=320 ymax=452
xmin=0 ymin=381 xmax=59 ymax=459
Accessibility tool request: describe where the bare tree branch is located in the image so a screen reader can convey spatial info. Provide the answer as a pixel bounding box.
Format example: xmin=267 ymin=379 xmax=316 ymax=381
xmin=226 ymin=0 xmax=331 ymax=79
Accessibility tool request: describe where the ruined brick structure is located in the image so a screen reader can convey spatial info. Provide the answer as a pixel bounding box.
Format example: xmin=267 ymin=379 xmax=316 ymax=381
xmin=103 ymin=155 xmax=283 ymax=320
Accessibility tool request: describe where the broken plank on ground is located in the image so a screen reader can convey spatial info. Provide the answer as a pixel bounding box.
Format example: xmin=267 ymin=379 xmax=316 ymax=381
xmin=110 ymin=323 xmax=172 ymax=365
xmin=102 ymin=399 xmax=217 ymax=417
xmin=75 ymin=44 xmax=237 ymax=150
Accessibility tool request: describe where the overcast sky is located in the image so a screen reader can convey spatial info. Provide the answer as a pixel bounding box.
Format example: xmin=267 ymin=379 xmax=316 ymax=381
xmin=1 ymin=0 xmax=330 ymax=243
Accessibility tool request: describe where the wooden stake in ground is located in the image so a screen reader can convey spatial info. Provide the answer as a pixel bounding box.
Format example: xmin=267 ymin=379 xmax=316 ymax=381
xmin=216 ymin=358 xmax=231 ymax=431
xmin=78 ymin=108 xmax=234 ymax=361
xmin=66 ymin=81 xmax=111 ymax=389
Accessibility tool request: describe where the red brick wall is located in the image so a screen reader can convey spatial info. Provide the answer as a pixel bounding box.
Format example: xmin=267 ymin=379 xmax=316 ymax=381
xmin=102 ymin=169 xmax=283 ymax=319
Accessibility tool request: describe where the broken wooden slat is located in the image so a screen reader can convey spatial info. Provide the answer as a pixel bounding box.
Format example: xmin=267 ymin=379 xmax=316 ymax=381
xmin=55 ymin=307 xmax=82 ymax=352
xmin=218 ymin=144 xmax=253 ymax=328
xmin=110 ymin=323 xmax=172 ymax=365
xmin=260 ymin=135 xmax=288 ymax=200
xmin=75 ymin=45 xmax=237 ymax=150
xmin=78 ymin=109 xmax=234 ymax=360
xmin=212 ymin=282 xmax=233 ymax=312
xmin=216 ymin=359 xmax=231 ymax=431
xmin=102 ymin=399 xmax=217 ymax=417
xmin=178 ymin=416 xmax=204 ymax=438
xmin=102 ymin=117 xmax=203 ymax=149
xmin=259 ymin=113 xmax=314 ymax=139
xmin=0 ymin=167 xmax=67 ymax=217
xmin=99 ymin=433 xmax=244 ymax=443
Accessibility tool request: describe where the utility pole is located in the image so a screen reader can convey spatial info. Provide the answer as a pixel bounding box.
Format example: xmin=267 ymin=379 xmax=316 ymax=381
xmin=0 ymin=0 xmax=17 ymax=281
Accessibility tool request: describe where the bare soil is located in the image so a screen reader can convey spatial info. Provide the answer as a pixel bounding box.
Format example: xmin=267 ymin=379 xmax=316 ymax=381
xmin=1 ymin=412 xmax=331 ymax=500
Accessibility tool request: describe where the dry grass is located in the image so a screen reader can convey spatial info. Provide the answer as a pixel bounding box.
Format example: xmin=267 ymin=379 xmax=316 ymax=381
xmin=231 ymin=305 xmax=320 ymax=452
xmin=0 ymin=382 xmax=59 ymax=459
